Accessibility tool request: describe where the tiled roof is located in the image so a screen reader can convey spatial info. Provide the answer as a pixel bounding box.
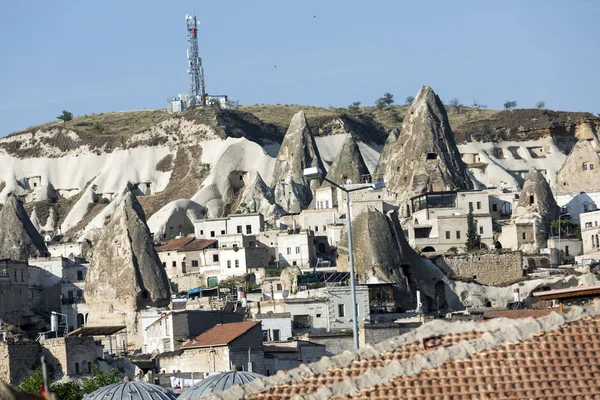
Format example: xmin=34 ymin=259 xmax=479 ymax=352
xmin=209 ymin=302 xmax=600 ymax=400
xmin=155 ymin=238 xmax=216 ymax=252
xmin=181 ymin=321 xmax=260 ymax=349
xmin=482 ymin=309 xmax=554 ymax=319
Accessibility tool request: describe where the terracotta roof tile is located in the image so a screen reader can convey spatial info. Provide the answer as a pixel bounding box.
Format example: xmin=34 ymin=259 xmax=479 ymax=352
xmin=182 ymin=321 xmax=260 ymax=349
xmin=483 ymin=309 xmax=554 ymax=319
xmin=210 ymin=301 xmax=600 ymax=400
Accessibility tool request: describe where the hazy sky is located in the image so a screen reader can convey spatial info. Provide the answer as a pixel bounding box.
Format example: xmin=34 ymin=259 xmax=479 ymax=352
xmin=1 ymin=1 xmax=599 ymax=136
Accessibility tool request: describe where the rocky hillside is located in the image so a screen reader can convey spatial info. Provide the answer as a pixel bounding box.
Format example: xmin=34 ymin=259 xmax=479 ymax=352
xmin=1 ymin=91 xmax=598 ymax=241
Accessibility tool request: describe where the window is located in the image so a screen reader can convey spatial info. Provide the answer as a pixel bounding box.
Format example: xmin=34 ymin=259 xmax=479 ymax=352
xmin=181 ymin=262 xmax=186 ymax=270
xmin=476 ymin=201 xmax=481 ymax=210
xmin=262 ymin=330 xmax=269 ymax=342
xmin=210 ymin=231 xmax=215 ymax=238
xmin=323 ymin=225 xmax=327 ymax=232
xmin=595 ymin=221 xmax=598 ymax=226
xmin=445 ymin=231 xmax=450 ymax=240
xmin=235 ymin=260 xmax=240 ymax=268
xmin=426 ymin=153 xmax=438 ymax=160
xmin=246 ymin=225 xmax=252 ymax=234
xmin=213 ymin=254 xmax=219 ymax=262
xmin=315 ymin=226 xmax=319 ymax=232
xmin=227 ymin=260 xmax=232 ymax=269
xmin=272 ymin=329 xmax=280 ymax=341
xmin=295 ymin=246 xmax=300 ymax=254
xmin=287 ymin=247 xmax=291 ymax=255
xmin=565 ymin=246 xmax=570 ymax=256
xmin=77 ymin=270 xmax=84 ymax=281
xmin=456 ymin=231 xmax=461 ymax=239
xmin=522 ymin=232 xmax=527 ymax=240
xmin=276 ymin=284 xmax=282 ymax=291
xmin=76 ymin=289 xmax=83 ymax=297
xmin=200 ymin=230 xmax=204 ymax=235
xmin=492 ymin=204 xmax=497 ymax=212
xmin=316 ymin=313 xmax=321 ymax=318
xmin=325 ymin=200 xmax=329 ymax=208
xmin=584 ymin=163 xmax=589 ymax=171
xmin=529 ymin=195 xmax=534 ymax=205
xmin=292 ymin=261 xmax=297 ymax=266
xmin=586 ymin=222 xmax=593 ymax=228
xmin=293 ymin=315 xmax=310 ymax=329
xmin=172 ymin=261 xmax=176 ymax=268
xmin=20 ymin=270 xmax=24 ymax=282
xmin=75 ymin=363 xmax=80 ymax=374
xmin=192 ymin=260 xmax=199 ymax=267
xmin=237 ymin=226 xmax=243 ymax=234
xmin=479 ymin=226 xmax=484 ymax=234
xmin=469 ymin=202 xmax=473 ymax=210
xmin=338 ymin=304 xmax=345 ymax=317
xmin=162 ymin=262 xmax=166 ymax=268
xmin=221 ymin=230 xmax=225 ymax=235
xmin=14 ymin=270 xmax=17 ymax=282
xmin=591 ymin=164 xmax=596 ymax=171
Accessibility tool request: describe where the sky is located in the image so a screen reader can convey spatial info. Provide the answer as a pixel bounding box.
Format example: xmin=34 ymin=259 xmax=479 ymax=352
xmin=1 ymin=1 xmax=599 ymax=136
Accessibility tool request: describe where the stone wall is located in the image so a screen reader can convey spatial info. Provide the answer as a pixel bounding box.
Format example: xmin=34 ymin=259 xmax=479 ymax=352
xmin=170 ymin=273 xmax=205 ymax=293
xmin=0 ymin=341 xmax=42 ymax=384
xmin=41 ymin=337 xmax=99 ymax=377
xmin=435 ymin=251 xmax=523 ymax=286
xmin=301 ymin=332 xmax=354 ymax=356
xmin=156 ymin=346 xmax=265 ymax=375
xmin=359 ymin=323 xmax=421 ymax=347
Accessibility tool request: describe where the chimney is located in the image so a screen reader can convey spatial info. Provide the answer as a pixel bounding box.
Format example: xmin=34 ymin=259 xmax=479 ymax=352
xmin=513 ymin=288 xmax=521 ymax=303
xmin=416 ymin=290 xmax=422 ymax=312
xmin=247 ymin=347 xmax=253 ymax=372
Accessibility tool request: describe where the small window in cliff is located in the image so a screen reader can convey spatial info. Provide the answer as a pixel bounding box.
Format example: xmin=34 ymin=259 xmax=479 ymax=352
xmin=142 ymin=290 xmax=149 ymax=299
xmin=426 ymin=153 xmax=438 ymax=160
xmin=529 ymin=195 xmax=534 ymax=205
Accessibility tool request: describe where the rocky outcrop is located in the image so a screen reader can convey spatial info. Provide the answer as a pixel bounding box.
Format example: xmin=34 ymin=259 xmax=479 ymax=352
xmin=337 ymin=206 xmax=413 ymax=308
xmin=0 ymin=194 xmax=48 ymax=260
xmin=271 ymin=111 xmax=324 ymax=212
xmin=147 ymin=199 xmax=205 ymax=242
xmin=378 ymin=86 xmax=472 ymax=207
xmin=85 ymin=192 xmax=171 ymax=347
xmin=515 ymin=168 xmax=559 ymax=221
xmin=323 ymin=137 xmax=370 ymax=186
xmin=375 ymin=128 xmax=399 ymax=176
xmin=557 ymin=139 xmax=600 ymax=194
xmin=237 ymin=172 xmax=284 ymax=220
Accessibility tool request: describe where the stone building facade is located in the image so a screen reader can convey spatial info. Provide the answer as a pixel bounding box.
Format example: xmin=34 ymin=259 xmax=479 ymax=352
xmin=0 ymin=259 xmax=31 ymax=324
xmin=0 ymin=340 xmax=41 ymax=384
xmin=41 ymin=337 xmax=101 ymax=377
xmin=435 ymin=251 xmax=523 ymax=286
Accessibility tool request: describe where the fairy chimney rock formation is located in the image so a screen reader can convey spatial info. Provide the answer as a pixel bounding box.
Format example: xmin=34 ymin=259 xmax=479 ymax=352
xmin=85 ymin=192 xmax=171 ymax=345
xmin=378 ymin=86 xmax=472 ymax=207
xmin=0 ymin=194 xmax=48 ymax=260
xmin=272 ymin=111 xmax=324 ymax=212
xmin=515 ymin=168 xmax=559 ymax=221
xmin=324 ymin=137 xmax=370 ymax=186
xmin=237 ymin=171 xmax=284 ymax=220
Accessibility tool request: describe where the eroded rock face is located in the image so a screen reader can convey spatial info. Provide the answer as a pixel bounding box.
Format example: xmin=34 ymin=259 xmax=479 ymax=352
xmin=337 ymin=206 xmax=413 ymax=307
xmin=378 ymin=86 xmax=472 ymax=207
xmin=515 ymin=168 xmax=559 ymax=221
xmin=271 ymin=111 xmax=324 ymax=211
xmin=0 ymin=194 xmax=48 ymax=260
xmin=237 ymin=172 xmax=284 ymax=220
xmin=375 ymin=128 xmax=399 ymax=176
xmin=323 ymin=137 xmax=370 ymax=186
xmin=557 ymin=139 xmax=600 ymax=193
xmin=85 ymin=192 xmax=170 ymax=346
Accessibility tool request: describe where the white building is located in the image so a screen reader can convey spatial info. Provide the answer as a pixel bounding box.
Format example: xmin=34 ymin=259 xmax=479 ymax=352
xmin=194 ymin=214 xmax=264 ymax=239
xmin=277 ymin=230 xmax=316 ymax=270
xmin=580 ymin=210 xmax=600 ymax=258
xmin=407 ymin=190 xmax=495 ymax=252
xmin=256 ymin=312 xmax=293 ymax=342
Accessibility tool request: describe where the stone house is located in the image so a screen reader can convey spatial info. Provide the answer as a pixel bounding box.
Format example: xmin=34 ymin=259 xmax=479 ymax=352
xmin=0 ymin=339 xmax=41 ymax=384
xmin=255 ymin=312 xmax=292 ymax=342
xmin=0 ymin=259 xmax=31 ymax=324
xmin=144 ymin=310 xmax=244 ymax=353
xmin=277 ymin=230 xmax=317 ymax=270
xmin=580 ymin=209 xmax=600 ymax=258
xmin=41 ymin=336 xmax=102 ymax=377
xmin=434 ymin=251 xmax=523 ymax=286
xmin=156 ymin=321 xmax=265 ymax=375
xmin=263 ymin=340 xmax=325 ymax=376
xmin=194 ymin=214 xmax=264 ymax=240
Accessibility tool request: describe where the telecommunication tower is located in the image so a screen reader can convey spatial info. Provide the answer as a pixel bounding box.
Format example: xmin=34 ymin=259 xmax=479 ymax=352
xmin=185 ymin=13 xmax=206 ymax=108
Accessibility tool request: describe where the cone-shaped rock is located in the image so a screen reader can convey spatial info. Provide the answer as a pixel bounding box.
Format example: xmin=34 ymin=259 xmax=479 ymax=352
xmin=85 ymin=191 xmax=171 ymax=346
xmin=323 ymin=137 xmax=370 ymax=186
xmin=271 ymin=111 xmax=324 ymax=211
xmin=515 ymin=168 xmax=559 ymax=220
xmin=0 ymin=194 xmax=48 ymax=260
xmin=375 ymin=128 xmax=400 ymax=176
xmin=237 ymin=172 xmax=285 ymax=220
xmin=378 ymin=86 xmax=472 ymax=206
xmin=337 ymin=206 xmax=412 ymax=307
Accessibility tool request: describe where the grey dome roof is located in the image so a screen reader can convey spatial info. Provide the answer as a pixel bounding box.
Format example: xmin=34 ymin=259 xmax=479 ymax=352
xmin=83 ymin=382 xmax=177 ymax=400
xmin=179 ymin=371 xmax=265 ymax=399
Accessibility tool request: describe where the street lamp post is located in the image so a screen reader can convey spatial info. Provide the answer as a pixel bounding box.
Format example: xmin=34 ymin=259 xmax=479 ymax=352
xmin=303 ymin=167 xmax=385 ymax=350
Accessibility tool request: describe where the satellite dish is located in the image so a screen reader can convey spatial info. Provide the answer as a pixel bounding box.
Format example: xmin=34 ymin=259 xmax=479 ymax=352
xmin=282 ymin=290 xmax=290 ymax=299
xmin=44 ymin=234 xmax=52 ymax=243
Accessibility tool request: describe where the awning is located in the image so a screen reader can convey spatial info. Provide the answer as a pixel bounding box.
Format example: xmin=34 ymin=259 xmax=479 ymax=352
xmin=187 ymin=287 xmax=218 ymax=295
xmin=67 ymin=325 xmax=126 ymax=337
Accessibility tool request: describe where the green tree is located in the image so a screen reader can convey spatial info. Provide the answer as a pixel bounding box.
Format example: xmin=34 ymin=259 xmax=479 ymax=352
xmin=375 ymin=92 xmax=394 ymax=109
xmin=93 ymin=122 xmax=105 ymax=133
xmin=57 ymin=110 xmax=74 ymax=125
xmin=405 ymin=96 xmax=415 ymax=105
xmin=448 ymin=98 xmax=462 ymax=114
xmin=81 ymin=365 xmax=121 ymax=394
xmin=347 ymin=101 xmax=361 ymax=113
xmin=471 ymin=100 xmax=487 ymax=113
xmin=51 ymin=381 xmax=84 ymax=400
xmin=550 ymin=219 xmax=580 ymax=239
xmin=465 ymin=203 xmax=481 ymax=251
xmin=503 ymin=101 xmax=517 ymax=110
xmin=16 ymin=367 xmax=43 ymax=394
xmin=536 ymin=101 xmax=546 ymax=109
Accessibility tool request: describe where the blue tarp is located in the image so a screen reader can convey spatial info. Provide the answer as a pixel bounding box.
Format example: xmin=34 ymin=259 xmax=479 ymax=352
xmin=187 ymin=287 xmax=204 ymax=295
